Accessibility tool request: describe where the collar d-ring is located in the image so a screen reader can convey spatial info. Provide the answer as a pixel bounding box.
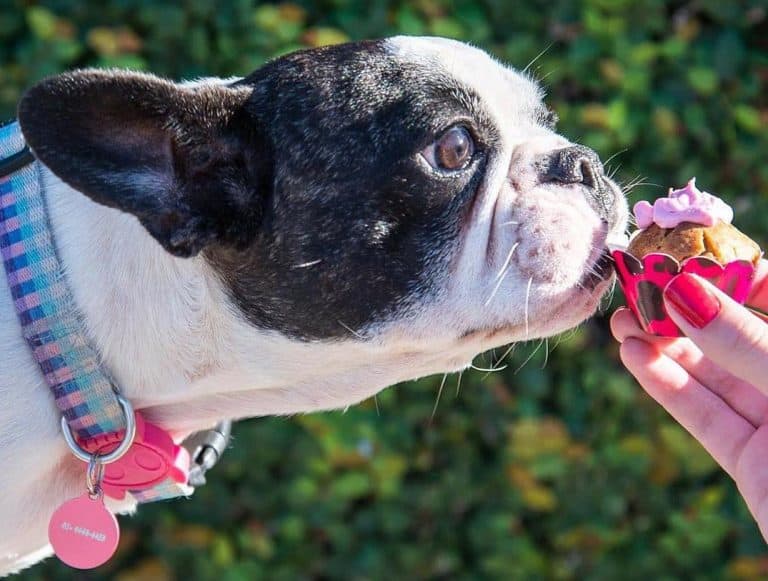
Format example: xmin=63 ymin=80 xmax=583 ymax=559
xmin=61 ymin=395 xmax=137 ymax=464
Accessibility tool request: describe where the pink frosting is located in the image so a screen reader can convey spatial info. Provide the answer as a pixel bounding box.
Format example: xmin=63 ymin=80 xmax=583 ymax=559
xmin=633 ymin=178 xmax=733 ymax=229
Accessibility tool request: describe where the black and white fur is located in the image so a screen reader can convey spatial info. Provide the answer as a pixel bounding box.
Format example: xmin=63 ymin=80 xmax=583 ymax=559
xmin=0 ymin=37 xmax=627 ymax=573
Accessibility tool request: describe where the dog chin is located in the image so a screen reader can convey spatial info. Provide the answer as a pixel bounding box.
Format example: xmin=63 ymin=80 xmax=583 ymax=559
xmin=551 ymin=273 xmax=614 ymax=327
xmin=463 ymin=272 xmax=612 ymax=344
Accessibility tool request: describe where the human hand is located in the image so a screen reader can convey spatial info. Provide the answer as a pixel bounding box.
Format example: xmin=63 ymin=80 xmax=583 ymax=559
xmin=611 ymin=260 xmax=768 ymax=541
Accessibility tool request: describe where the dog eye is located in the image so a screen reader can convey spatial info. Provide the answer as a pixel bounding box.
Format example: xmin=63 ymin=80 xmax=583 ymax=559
xmin=421 ymin=126 xmax=475 ymax=171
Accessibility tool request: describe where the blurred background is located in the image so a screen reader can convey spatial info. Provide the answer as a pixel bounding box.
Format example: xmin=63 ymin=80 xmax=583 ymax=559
xmin=3 ymin=0 xmax=768 ymax=579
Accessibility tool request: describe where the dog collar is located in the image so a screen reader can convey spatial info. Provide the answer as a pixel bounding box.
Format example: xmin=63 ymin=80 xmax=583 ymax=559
xmin=0 ymin=121 xmax=229 ymax=502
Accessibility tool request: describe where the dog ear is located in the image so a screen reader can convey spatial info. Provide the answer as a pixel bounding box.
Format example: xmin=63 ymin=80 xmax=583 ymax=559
xmin=17 ymin=69 xmax=271 ymax=257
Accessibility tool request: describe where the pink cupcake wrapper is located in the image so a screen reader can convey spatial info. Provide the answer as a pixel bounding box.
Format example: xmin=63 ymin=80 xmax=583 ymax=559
xmin=612 ymin=250 xmax=758 ymax=337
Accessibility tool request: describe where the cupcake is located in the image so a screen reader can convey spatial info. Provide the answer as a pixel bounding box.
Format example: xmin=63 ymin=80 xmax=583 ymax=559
xmin=612 ymin=179 xmax=760 ymax=337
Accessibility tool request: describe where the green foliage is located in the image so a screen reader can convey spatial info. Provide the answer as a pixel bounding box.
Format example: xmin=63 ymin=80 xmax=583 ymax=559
xmin=5 ymin=0 xmax=768 ymax=578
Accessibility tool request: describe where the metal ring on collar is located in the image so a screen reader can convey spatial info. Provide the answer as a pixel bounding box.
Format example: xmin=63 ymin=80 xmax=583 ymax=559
xmin=60 ymin=395 xmax=137 ymax=464
xmin=86 ymin=455 xmax=105 ymax=497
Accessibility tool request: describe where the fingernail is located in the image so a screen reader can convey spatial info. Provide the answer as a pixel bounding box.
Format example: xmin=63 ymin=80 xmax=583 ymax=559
xmin=663 ymin=273 xmax=721 ymax=329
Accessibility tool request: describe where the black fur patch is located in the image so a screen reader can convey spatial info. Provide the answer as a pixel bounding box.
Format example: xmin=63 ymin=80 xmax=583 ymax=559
xmin=207 ymin=41 xmax=498 ymax=339
xmin=17 ymin=40 xmax=519 ymax=340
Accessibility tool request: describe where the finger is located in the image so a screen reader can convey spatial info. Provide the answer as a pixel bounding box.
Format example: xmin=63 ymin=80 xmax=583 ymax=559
xmin=613 ymin=303 xmax=768 ymax=426
xmin=612 ymin=309 xmax=767 ymax=425
xmin=735 ymin=425 xmax=768 ymax=542
xmin=655 ymin=337 xmax=768 ymax=427
xmin=611 ymin=307 xmax=640 ymax=343
xmin=664 ymin=273 xmax=768 ymax=398
xmin=620 ymin=338 xmax=754 ymax=479
xmin=611 ymin=308 xmax=678 ymax=347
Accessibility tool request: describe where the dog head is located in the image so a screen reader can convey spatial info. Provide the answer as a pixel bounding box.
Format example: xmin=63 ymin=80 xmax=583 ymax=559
xmin=18 ymin=37 xmax=626 ymax=387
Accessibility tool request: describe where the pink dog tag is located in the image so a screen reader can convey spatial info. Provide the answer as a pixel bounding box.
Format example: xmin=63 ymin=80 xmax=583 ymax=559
xmin=48 ymin=493 xmax=120 ymax=569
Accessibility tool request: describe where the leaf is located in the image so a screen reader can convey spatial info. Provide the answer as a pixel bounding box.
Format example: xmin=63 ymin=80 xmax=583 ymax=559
xmin=302 ymin=27 xmax=350 ymax=48
xmin=428 ymin=17 xmax=465 ymax=39
xmin=395 ymin=6 xmax=426 ymax=36
xmin=659 ymin=424 xmax=717 ymax=476
xmin=733 ymin=105 xmax=762 ymax=134
xmin=687 ymin=67 xmax=719 ymax=95
xmin=330 ymin=471 xmax=371 ymax=499
xmin=26 ymin=6 xmax=57 ymax=40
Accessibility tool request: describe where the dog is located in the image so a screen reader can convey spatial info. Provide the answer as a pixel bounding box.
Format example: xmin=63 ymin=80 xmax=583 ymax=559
xmin=0 ymin=36 xmax=627 ymax=573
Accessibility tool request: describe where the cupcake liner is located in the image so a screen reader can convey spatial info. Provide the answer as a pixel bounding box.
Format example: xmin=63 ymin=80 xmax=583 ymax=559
xmin=611 ymin=250 xmax=757 ymax=337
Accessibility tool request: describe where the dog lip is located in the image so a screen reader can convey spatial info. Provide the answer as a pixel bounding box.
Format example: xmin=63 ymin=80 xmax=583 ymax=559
xmin=580 ymin=246 xmax=614 ymax=289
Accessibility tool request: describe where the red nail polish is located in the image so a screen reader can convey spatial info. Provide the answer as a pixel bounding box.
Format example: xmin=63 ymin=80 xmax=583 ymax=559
xmin=663 ymin=273 xmax=721 ymax=329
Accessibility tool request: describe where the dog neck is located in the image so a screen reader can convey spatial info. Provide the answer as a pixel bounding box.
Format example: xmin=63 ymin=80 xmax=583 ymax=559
xmin=39 ymin=166 xmax=478 ymax=435
xmin=38 ymin=167 xmax=233 ymax=431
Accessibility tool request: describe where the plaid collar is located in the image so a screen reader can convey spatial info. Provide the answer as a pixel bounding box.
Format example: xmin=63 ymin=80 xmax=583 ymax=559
xmin=0 ymin=121 xmax=193 ymax=502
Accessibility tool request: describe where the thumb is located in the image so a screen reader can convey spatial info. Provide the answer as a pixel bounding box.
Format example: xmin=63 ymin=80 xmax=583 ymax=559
xmin=663 ymin=272 xmax=768 ymax=396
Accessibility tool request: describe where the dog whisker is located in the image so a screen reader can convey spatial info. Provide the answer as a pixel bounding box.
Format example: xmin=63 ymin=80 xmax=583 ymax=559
xmin=599 ymin=277 xmax=618 ymax=312
xmin=603 ymin=148 xmax=628 ymax=167
xmin=524 ymin=276 xmax=533 ymax=338
xmin=338 ymin=320 xmax=365 ymax=339
xmin=480 ymin=343 xmax=515 ymax=380
xmin=491 ymin=342 xmax=504 ymax=367
xmin=291 ymin=259 xmax=323 ymax=269
xmin=622 ymin=178 xmax=645 ymax=192
xmin=514 ymin=338 xmax=545 ymax=374
xmin=621 ymin=175 xmax=661 ymax=195
xmin=455 ymin=370 xmax=463 ymax=398
xmin=552 ymin=328 xmax=577 ymax=353
xmin=374 ymin=394 xmax=380 ymax=416
xmin=495 ymin=242 xmax=520 ymax=281
xmin=431 ymin=373 xmax=449 ymax=421
xmin=471 ymin=362 xmax=508 ymax=373
xmin=485 ymin=243 xmax=520 ymax=306
xmin=522 ymin=43 xmax=554 ymax=74
xmin=575 ymin=242 xmax=607 ymax=292
xmin=497 ymin=342 xmax=516 ymax=365
xmin=538 ymin=67 xmax=559 ymax=82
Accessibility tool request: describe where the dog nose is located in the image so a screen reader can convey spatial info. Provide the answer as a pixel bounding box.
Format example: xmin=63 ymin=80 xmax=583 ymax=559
xmin=535 ymin=145 xmax=616 ymax=221
xmin=538 ymin=145 xmax=604 ymax=189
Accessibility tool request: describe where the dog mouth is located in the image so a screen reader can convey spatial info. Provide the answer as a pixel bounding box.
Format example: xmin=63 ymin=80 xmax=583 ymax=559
xmin=579 ymin=246 xmax=614 ymax=290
